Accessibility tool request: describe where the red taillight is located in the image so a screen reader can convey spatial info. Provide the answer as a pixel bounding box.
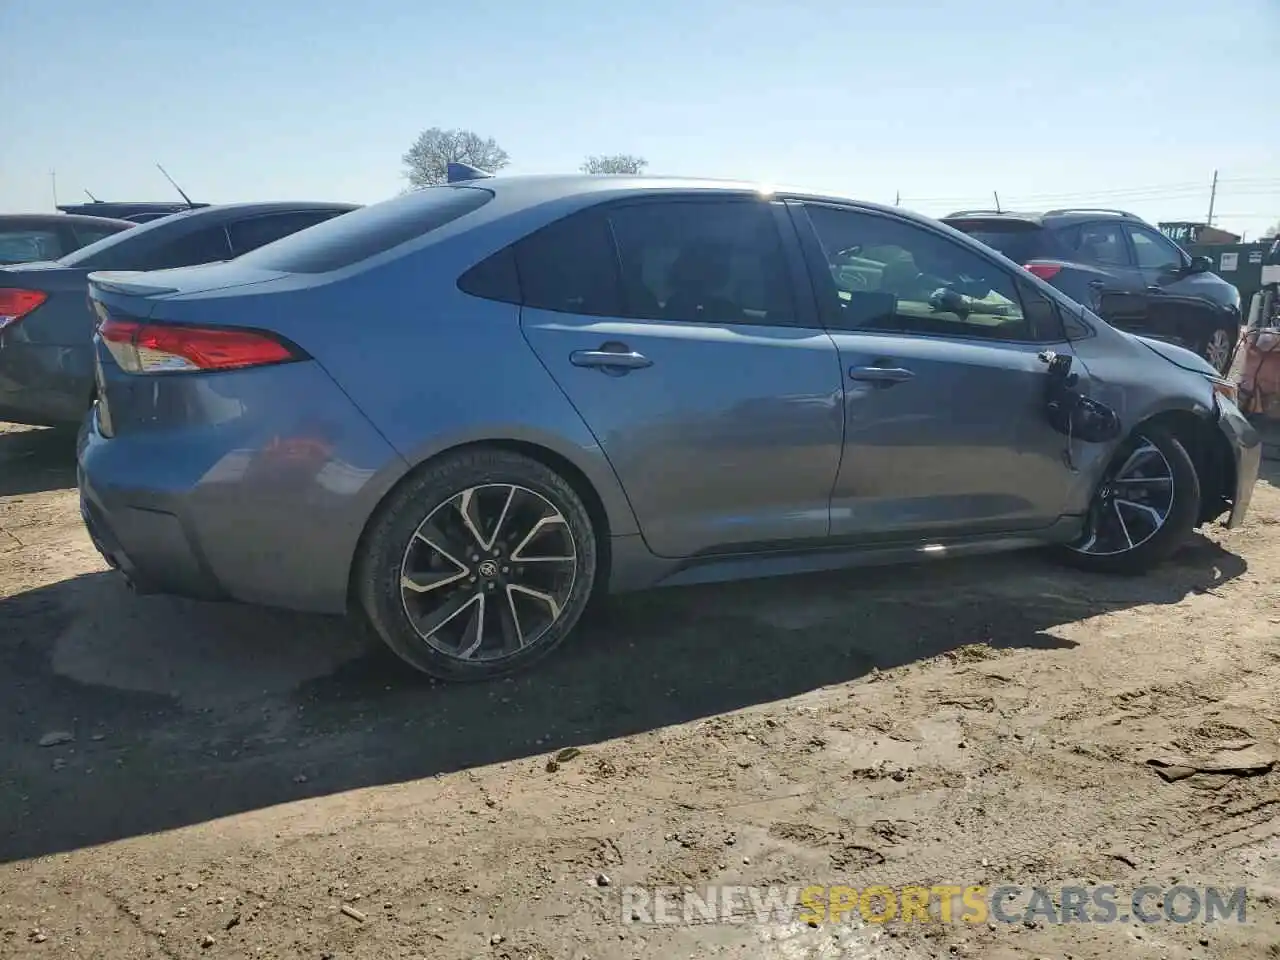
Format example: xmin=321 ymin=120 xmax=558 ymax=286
xmin=99 ymin=316 xmax=299 ymax=375
xmin=0 ymin=288 xmax=49 ymax=332
xmin=1023 ymin=263 xmax=1062 ymax=281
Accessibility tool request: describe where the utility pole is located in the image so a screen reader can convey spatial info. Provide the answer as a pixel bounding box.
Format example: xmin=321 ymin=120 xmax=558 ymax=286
xmin=894 ymin=190 xmax=900 ymax=207
xmin=1206 ymin=169 xmax=1218 ymax=226
xmin=50 ymin=169 xmax=58 ymax=208
xmin=993 ymin=190 xmax=1002 ymax=213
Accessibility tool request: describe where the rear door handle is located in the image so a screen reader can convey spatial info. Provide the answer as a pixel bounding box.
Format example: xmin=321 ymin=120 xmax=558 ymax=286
xmin=570 ymin=349 xmax=652 ymax=371
xmin=849 ymin=365 xmax=914 ymax=383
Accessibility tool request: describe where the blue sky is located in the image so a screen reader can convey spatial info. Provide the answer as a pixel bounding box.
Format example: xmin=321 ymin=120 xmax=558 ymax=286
xmin=3 ymin=0 xmax=1278 ymax=237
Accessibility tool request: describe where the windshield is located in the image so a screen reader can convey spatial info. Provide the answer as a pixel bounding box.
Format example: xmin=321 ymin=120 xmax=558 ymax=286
xmin=59 ymin=208 xmax=203 ymax=268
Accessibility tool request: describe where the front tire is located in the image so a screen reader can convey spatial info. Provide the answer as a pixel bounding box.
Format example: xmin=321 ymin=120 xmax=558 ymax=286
xmin=356 ymin=448 xmax=598 ymax=681
xmin=1056 ymin=426 xmax=1200 ymax=575
xmin=1198 ymin=325 xmax=1237 ymax=374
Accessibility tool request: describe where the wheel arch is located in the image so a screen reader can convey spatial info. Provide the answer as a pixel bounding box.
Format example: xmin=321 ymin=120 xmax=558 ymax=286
xmin=1134 ymin=407 xmax=1235 ymax=525
xmin=347 ymin=436 xmax=617 ymax=610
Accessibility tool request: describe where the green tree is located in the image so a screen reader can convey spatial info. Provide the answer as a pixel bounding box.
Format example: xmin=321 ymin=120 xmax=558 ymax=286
xmin=402 ymin=128 xmax=510 ymax=188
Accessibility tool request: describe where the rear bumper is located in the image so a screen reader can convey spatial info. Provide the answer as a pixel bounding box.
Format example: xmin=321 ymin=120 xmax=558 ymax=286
xmin=79 ymin=464 xmax=225 ymax=599
xmin=1216 ymin=397 xmax=1261 ymax=529
xmin=76 ymin=360 xmax=409 ymax=614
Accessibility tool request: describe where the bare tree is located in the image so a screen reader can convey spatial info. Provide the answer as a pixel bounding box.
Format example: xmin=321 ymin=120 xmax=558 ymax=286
xmin=580 ymin=154 xmax=648 ymax=175
xmin=402 ymin=128 xmax=510 ymax=188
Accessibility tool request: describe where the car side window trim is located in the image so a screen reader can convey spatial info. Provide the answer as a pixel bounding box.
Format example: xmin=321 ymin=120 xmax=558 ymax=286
xmin=767 ymin=201 xmax=821 ymax=329
xmin=785 ymin=199 xmax=1066 ymax=346
xmin=783 ymin=200 xmax=845 ymax=331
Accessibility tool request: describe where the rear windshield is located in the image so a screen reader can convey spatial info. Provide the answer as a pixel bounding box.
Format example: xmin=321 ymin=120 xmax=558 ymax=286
xmin=238 ymin=186 xmax=493 ymax=274
xmin=946 ymin=224 xmax=1044 ymax=265
xmin=60 ymin=208 xmax=205 ymax=268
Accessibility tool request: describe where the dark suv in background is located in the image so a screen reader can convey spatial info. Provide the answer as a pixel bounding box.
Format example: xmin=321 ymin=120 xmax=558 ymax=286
xmin=943 ymin=208 xmax=1242 ymax=372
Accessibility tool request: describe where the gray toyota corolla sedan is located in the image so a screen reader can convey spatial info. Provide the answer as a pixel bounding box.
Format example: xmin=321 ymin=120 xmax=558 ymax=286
xmin=77 ymin=172 xmax=1261 ymax=681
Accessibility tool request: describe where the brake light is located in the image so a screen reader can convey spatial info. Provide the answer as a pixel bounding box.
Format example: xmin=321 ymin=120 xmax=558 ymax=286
xmin=0 ymin=288 xmax=48 ymax=332
xmin=1024 ymin=263 xmax=1062 ymax=281
xmin=99 ymin=316 xmax=301 ymax=374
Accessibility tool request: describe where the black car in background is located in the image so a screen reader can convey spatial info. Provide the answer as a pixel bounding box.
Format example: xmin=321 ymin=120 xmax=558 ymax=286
xmin=943 ymin=208 xmax=1242 ymax=372
xmin=0 ymin=213 xmax=134 ymax=265
xmin=0 ymin=201 xmax=358 ymax=427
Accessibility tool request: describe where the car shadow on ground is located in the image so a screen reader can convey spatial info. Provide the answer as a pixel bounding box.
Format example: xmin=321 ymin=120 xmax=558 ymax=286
xmin=0 ymin=522 xmax=1248 ymax=864
xmin=0 ymin=426 xmax=77 ymax=497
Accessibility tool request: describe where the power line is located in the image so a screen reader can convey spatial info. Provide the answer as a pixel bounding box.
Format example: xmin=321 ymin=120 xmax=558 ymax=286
xmin=898 ymin=176 xmax=1280 ymax=208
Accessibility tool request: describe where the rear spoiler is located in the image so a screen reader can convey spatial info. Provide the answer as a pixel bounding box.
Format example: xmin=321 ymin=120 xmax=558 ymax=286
xmin=88 ymin=271 xmax=179 ymax=298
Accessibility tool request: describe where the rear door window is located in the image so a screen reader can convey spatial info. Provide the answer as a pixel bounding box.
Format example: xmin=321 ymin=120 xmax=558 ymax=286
xmin=605 ymin=200 xmax=795 ymax=325
xmin=513 ymin=210 xmax=622 ymax=316
xmin=226 ymin=210 xmax=346 ymax=257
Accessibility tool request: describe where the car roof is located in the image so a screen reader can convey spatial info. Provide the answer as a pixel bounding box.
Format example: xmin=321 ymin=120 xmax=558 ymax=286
xmin=458 ymin=173 xmax=952 ymax=231
xmin=0 ymin=212 xmax=136 ymax=229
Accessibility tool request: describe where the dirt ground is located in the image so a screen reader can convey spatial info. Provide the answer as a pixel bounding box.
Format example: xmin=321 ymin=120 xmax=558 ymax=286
xmin=1 ymin=422 xmax=1278 ymax=960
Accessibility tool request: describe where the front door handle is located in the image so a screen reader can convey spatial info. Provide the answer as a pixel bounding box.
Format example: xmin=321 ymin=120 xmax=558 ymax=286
xmin=849 ymin=365 xmax=914 ymax=383
xmin=570 ymin=348 xmax=653 ymax=371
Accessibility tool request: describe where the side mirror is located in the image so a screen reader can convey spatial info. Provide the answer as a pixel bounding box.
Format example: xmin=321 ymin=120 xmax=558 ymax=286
xmin=1189 ymin=255 xmax=1213 ymax=274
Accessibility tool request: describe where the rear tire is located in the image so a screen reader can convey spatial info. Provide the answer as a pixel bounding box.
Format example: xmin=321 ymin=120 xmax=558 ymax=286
xmin=1055 ymin=425 xmax=1199 ymax=575
xmin=356 ymin=447 xmax=598 ymax=681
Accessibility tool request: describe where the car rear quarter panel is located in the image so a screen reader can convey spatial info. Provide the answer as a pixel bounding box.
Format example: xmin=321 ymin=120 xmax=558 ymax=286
xmin=85 ymin=350 xmax=409 ymax=613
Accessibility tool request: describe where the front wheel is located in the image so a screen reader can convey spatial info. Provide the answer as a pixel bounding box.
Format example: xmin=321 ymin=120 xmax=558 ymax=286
xmin=1198 ymin=325 xmax=1238 ymax=374
xmin=356 ymin=448 xmax=599 ymax=681
xmin=1055 ymin=426 xmax=1200 ymax=575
